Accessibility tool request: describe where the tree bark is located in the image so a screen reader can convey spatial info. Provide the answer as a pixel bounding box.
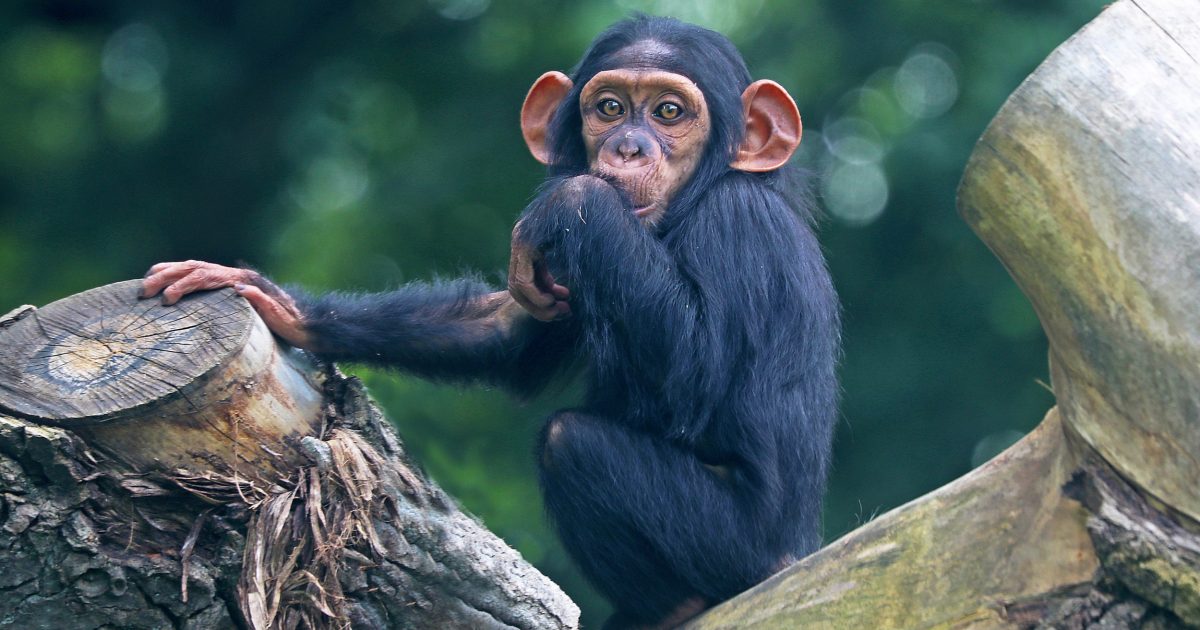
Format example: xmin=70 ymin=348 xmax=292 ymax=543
xmin=688 ymin=0 xmax=1200 ymax=628
xmin=0 ymin=281 xmax=579 ymax=629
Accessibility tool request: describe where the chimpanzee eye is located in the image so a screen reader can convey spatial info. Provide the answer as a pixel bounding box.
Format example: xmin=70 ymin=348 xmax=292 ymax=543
xmin=597 ymin=99 xmax=624 ymax=117
xmin=654 ymin=102 xmax=683 ymax=121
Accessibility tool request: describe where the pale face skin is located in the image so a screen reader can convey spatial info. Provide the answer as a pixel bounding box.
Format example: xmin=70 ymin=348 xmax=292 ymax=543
xmin=578 ymin=69 xmax=711 ymax=227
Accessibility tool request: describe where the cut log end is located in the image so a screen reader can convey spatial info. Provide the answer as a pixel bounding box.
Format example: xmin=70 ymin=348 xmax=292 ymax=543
xmin=0 ymin=279 xmax=325 ymax=477
xmin=0 ymin=279 xmax=252 ymax=423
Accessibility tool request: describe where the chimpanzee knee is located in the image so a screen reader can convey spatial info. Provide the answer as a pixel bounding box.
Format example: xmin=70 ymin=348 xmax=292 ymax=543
xmin=536 ymin=409 xmax=588 ymax=471
xmin=535 ymin=411 xmax=709 ymax=624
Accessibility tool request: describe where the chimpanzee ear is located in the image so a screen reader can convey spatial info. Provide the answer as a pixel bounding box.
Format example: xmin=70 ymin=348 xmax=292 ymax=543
xmin=730 ymin=80 xmax=802 ymax=172
xmin=521 ymin=71 xmax=574 ymax=165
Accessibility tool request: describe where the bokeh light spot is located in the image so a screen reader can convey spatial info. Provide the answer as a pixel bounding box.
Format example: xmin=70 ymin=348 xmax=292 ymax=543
xmin=101 ymin=23 xmax=168 ymax=93
xmin=102 ymin=85 xmax=166 ymax=142
xmin=289 ymin=154 xmax=370 ymax=214
xmin=824 ymin=116 xmax=886 ymax=165
xmin=823 ymin=162 xmax=889 ymax=226
xmin=894 ymin=44 xmax=959 ymax=119
xmin=429 ymin=0 xmax=491 ymax=21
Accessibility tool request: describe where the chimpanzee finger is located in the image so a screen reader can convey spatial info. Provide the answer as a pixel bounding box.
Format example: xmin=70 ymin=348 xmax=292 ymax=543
xmin=508 ymin=278 xmax=559 ymax=321
xmin=524 ymin=298 xmax=569 ymax=322
xmin=509 ymin=290 xmax=536 ymax=316
xmin=513 ymin=277 xmax=556 ymax=310
xmin=508 ymin=245 xmax=535 ymax=286
xmin=145 ymin=261 xmax=186 ymax=277
xmin=160 ymin=271 xmax=212 ymax=305
xmin=534 ymin=261 xmax=571 ymax=301
xmin=508 ymin=240 xmax=568 ymax=321
xmin=141 ymin=263 xmax=202 ymax=298
xmin=509 ymin=249 xmax=554 ymax=304
xmin=510 ymin=284 xmax=551 ymax=317
xmin=161 ymin=268 xmax=246 ymax=305
xmin=234 ymin=284 xmax=309 ymax=348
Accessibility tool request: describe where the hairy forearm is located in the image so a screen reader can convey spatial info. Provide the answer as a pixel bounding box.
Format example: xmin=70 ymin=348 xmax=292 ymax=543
xmin=296 ymin=280 xmax=499 ymax=361
xmin=294 ymin=280 xmax=574 ymax=395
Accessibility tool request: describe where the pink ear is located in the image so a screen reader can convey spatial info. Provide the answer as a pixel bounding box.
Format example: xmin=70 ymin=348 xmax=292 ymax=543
xmin=520 ymin=71 xmax=574 ymax=165
xmin=730 ymin=80 xmax=803 ymax=172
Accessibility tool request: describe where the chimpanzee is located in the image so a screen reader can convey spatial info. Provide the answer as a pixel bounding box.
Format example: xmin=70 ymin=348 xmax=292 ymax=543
xmin=143 ymin=15 xmax=839 ymax=629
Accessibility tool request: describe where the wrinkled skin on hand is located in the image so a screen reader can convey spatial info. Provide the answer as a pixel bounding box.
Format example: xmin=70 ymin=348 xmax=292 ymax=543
xmin=507 ymin=226 xmax=571 ymax=322
xmin=141 ymin=260 xmax=310 ymax=348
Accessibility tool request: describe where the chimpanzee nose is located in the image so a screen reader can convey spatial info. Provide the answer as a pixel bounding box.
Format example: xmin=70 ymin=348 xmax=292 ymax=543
xmin=600 ymin=131 xmax=657 ymax=170
xmin=617 ymin=137 xmax=641 ymax=160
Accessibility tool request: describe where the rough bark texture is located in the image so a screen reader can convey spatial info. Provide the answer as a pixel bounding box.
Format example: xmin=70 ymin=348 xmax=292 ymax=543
xmin=0 ymin=284 xmax=579 ymax=629
xmin=688 ymin=0 xmax=1200 ymax=627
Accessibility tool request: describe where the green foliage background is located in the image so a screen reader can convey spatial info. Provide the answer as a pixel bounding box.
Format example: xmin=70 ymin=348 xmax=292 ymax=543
xmin=0 ymin=0 xmax=1107 ymax=624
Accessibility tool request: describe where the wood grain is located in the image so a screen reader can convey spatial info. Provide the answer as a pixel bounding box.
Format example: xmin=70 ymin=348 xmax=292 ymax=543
xmin=959 ymin=0 xmax=1200 ymax=522
xmin=0 ymin=280 xmax=251 ymax=423
xmin=0 ymin=279 xmax=327 ymax=478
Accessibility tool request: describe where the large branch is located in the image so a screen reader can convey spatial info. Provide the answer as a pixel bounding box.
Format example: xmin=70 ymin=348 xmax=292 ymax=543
xmin=0 ymin=281 xmax=578 ymax=629
xmin=689 ymin=0 xmax=1200 ymax=627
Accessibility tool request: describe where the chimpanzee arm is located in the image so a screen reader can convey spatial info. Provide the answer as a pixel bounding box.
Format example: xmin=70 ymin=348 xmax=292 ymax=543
xmin=515 ymin=175 xmax=726 ymax=435
xmin=141 ymin=260 xmax=576 ymax=396
xmin=293 ymin=280 xmax=577 ymax=397
xmin=516 ymin=175 xmax=686 ymax=316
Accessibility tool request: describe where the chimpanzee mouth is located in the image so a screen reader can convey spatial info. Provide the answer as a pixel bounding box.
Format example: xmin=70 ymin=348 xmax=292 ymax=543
xmin=633 ymin=204 xmax=656 ymax=218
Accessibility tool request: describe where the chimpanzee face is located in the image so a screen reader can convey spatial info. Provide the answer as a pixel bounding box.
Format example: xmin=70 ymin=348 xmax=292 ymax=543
xmin=578 ymin=70 xmax=711 ymax=226
xmin=520 ymin=43 xmax=803 ymax=227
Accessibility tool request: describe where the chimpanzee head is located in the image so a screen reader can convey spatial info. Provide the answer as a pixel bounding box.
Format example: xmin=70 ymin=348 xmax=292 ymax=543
xmin=520 ymin=15 xmax=803 ymax=226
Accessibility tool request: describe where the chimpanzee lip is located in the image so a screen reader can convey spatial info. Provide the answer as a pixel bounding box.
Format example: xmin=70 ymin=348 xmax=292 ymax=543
xmin=633 ymin=204 xmax=655 ymax=218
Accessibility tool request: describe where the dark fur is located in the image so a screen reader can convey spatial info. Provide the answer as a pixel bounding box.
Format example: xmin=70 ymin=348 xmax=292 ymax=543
xmin=295 ymin=15 xmax=839 ymax=626
xmin=295 ymin=279 xmax=577 ymax=398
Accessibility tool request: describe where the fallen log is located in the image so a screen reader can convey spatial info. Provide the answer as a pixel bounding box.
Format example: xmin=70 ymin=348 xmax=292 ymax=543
xmin=0 ymin=281 xmax=578 ymax=629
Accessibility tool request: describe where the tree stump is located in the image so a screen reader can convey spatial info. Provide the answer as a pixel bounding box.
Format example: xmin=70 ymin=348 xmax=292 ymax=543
xmin=0 ymin=280 xmax=324 ymax=480
xmin=688 ymin=0 xmax=1200 ymax=627
xmin=0 ymin=281 xmax=579 ymax=629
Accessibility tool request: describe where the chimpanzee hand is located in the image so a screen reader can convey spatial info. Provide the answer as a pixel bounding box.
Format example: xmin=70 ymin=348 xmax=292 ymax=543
xmin=141 ymin=261 xmax=311 ymax=348
xmin=508 ymin=224 xmax=571 ymax=322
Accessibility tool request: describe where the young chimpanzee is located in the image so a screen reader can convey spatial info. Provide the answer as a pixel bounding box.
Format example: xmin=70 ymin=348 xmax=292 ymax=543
xmin=143 ymin=16 xmax=839 ymax=629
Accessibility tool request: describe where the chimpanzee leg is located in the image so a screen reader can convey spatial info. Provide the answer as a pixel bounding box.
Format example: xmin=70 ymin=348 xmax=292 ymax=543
xmin=537 ymin=410 xmax=770 ymax=625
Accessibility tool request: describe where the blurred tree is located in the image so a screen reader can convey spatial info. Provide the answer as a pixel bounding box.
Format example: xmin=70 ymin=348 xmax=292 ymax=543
xmin=0 ymin=1 xmax=1107 ymax=624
